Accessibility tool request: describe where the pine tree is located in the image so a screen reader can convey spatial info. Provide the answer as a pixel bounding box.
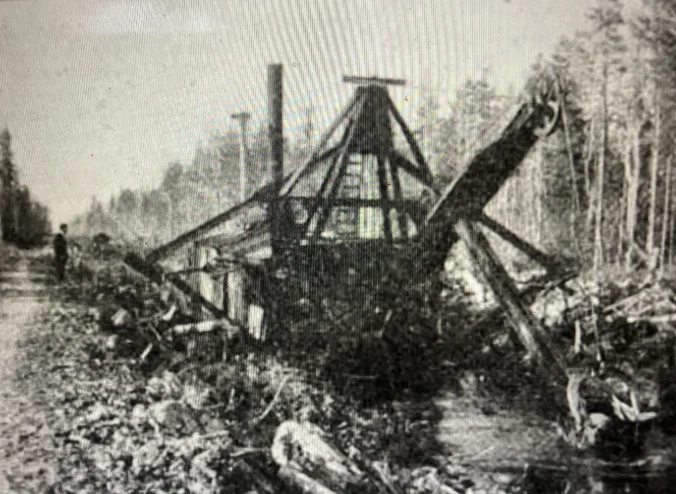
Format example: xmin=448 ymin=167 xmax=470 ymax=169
xmin=1 ymin=127 xmax=18 ymax=241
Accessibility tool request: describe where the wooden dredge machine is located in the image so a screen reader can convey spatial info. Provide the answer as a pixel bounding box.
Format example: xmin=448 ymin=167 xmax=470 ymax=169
xmin=126 ymin=64 xmax=567 ymax=375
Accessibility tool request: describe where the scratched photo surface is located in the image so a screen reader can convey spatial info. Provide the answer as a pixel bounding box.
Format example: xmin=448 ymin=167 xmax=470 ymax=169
xmin=1 ymin=1 xmax=675 ymax=493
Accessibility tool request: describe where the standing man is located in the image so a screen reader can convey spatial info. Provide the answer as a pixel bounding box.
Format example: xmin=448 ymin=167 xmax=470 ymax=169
xmin=53 ymin=223 xmax=69 ymax=282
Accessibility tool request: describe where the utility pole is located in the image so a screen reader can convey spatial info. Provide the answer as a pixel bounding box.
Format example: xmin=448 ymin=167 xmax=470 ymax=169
xmin=231 ymin=111 xmax=251 ymax=203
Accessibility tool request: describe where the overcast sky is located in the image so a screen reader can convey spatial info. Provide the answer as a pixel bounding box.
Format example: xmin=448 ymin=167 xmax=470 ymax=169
xmin=0 ymin=0 xmax=590 ymax=225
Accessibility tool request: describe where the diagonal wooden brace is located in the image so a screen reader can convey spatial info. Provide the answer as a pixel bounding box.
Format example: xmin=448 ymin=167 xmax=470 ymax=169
xmin=454 ymin=218 xmax=568 ymax=383
xmin=476 ymin=213 xmax=561 ymax=272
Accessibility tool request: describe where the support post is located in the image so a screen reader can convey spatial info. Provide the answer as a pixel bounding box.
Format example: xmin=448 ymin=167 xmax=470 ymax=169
xmin=232 ymin=112 xmax=251 ymax=203
xmin=268 ymin=64 xmax=284 ymax=258
xmin=227 ymin=267 xmax=248 ymax=327
xmin=454 ymin=219 xmax=568 ymax=383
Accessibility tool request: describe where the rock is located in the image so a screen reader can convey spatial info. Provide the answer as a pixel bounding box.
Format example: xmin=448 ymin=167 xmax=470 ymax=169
xmin=131 ymin=404 xmax=147 ymax=423
xmin=181 ymin=381 xmax=212 ymax=410
xmin=146 ymin=376 xmax=164 ymax=399
xmin=146 ymin=371 xmax=181 ymax=399
xmin=132 ymin=439 xmax=162 ymax=474
xmin=86 ymin=403 xmax=110 ymax=423
xmin=271 ymin=420 xmax=365 ymax=492
xmin=588 ymin=412 xmax=612 ymax=428
xmin=111 ymin=308 xmax=132 ymax=328
xmin=530 ymin=288 xmax=569 ymax=328
xmin=149 ymin=400 xmax=188 ymax=429
xmin=87 ymin=308 xmax=101 ymax=322
xmin=90 ymin=447 xmax=114 ymax=472
xmin=105 ymin=335 xmax=118 ymax=350
xmin=186 ymin=333 xmax=223 ymax=363
xmin=458 ymin=371 xmax=482 ymax=396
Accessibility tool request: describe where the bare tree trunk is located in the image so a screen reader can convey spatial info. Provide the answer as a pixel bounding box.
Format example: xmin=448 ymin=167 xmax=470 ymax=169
xmin=647 ymin=98 xmax=660 ymax=260
xmin=670 ymin=206 xmax=675 ymax=268
xmin=561 ymin=100 xmax=582 ymax=253
xmin=660 ymin=156 xmax=672 ymax=273
xmin=584 ymin=118 xmax=596 ymax=233
xmin=593 ymin=61 xmax=608 ymax=272
xmin=617 ymin=178 xmax=626 ymax=266
xmin=534 ymin=145 xmax=544 ymax=246
xmin=625 ymin=40 xmax=647 ymax=270
xmin=624 ymin=133 xmax=639 ymax=269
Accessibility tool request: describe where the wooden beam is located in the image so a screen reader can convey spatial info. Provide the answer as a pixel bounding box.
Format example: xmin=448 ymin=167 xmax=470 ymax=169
xmin=343 ymin=75 xmax=406 ymax=86
xmin=231 ymin=111 xmax=251 ymax=203
xmin=389 ymin=152 xmax=435 ymax=191
xmin=294 ymin=197 xmax=419 ymax=208
xmin=280 ymin=93 xmax=359 ymax=197
xmin=376 ymin=154 xmax=393 ymax=244
xmin=424 ymin=102 xmax=541 ymax=225
xmin=300 ymin=130 xmax=349 ymax=236
xmin=167 ymin=274 xmax=226 ymax=318
xmin=477 ymin=213 xmax=561 ymax=272
xmin=388 ymin=155 xmax=410 ymax=239
xmin=123 ymin=253 xmax=222 ymax=319
xmin=145 ymin=197 xmax=258 ymax=263
xmin=311 ymin=97 xmax=365 ymax=240
xmin=387 ymin=98 xmax=434 ymax=185
xmin=454 ymin=219 xmax=568 ymax=383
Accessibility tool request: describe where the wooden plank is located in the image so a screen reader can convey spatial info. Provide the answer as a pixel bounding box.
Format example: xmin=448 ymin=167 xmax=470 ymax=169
xmin=477 ymin=213 xmax=561 ymax=271
xmin=227 ymin=267 xmax=248 ymax=327
xmin=190 ymin=244 xmax=206 ymax=320
xmin=454 ymin=219 xmax=568 ymax=383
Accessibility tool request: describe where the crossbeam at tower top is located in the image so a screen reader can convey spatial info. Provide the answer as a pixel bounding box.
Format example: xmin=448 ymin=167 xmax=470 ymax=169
xmin=342 ymin=75 xmax=406 ymax=87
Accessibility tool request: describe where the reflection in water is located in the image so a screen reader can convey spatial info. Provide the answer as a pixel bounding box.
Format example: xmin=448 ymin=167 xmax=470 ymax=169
xmin=510 ymin=461 xmax=676 ymax=493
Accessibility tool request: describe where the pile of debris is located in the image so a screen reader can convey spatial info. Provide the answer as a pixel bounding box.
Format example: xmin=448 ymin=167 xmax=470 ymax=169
xmin=519 ymin=271 xmax=676 ymax=454
xmin=5 ymin=256 xmax=512 ymax=494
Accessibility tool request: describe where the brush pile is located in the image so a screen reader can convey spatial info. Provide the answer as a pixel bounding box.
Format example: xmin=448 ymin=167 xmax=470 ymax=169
xmin=521 ymin=270 xmax=676 ymax=454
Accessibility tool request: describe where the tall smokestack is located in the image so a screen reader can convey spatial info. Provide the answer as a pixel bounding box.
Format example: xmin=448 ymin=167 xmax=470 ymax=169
xmin=268 ymin=64 xmax=283 ymax=253
xmin=231 ymin=112 xmax=251 ymax=203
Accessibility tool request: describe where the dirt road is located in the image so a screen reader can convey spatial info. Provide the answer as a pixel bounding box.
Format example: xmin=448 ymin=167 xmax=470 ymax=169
xmin=0 ymin=254 xmax=53 ymax=492
xmin=0 ymin=259 xmax=46 ymax=376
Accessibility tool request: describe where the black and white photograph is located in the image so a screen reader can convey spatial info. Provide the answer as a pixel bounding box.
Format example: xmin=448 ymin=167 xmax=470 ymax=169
xmin=2 ymin=0 xmax=676 ymax=492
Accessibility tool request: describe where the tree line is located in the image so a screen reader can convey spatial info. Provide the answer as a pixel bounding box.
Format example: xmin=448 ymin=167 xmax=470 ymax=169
xmin=71 ymin=121 xmax=311 ymax=247
xmin=74 ymin=0 xmax=676 ymax=273
xmin=0 ymin=127 xmax=51 ymax=247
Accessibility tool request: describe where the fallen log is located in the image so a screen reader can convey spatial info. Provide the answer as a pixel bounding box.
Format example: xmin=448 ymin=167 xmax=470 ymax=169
xmin=627 ymin=313 xmax=676 ymax=324
xmin=271 ymin=421 xmax=366 ymax=494
xmin=172 ymin=318 xmax=240 ymax=338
